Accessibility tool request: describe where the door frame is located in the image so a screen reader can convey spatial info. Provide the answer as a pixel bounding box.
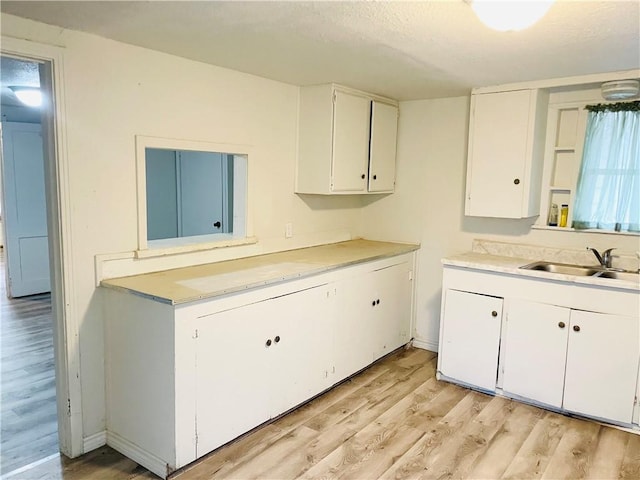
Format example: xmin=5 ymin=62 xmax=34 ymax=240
xmin=1 ymin=36 xmax=83 ymax=458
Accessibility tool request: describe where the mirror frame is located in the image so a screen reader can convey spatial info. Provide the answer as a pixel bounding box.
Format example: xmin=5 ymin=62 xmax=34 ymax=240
xmin=135 ymin=135 xmax=254 ymax=255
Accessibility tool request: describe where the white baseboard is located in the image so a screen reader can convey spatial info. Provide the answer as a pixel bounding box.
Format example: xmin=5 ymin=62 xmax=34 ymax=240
xmin=83 ymin=431 xmax=106 ymax=452
xmin=107 ymin=431 xmax=169 ymax=479
xmin=412 ymin=338 xmax=438 ymax=352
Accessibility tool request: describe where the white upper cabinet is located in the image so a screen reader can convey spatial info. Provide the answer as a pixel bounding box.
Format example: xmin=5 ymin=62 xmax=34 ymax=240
xmin=465 ymin=88 xmax=549 ymax=218
xmin=369 ymin=101 xmax=399 ymax=192
xmin=296 ymin=84 xmax=398 ymax=195
xmin=332 ymin=90 xmax=371 ymax=192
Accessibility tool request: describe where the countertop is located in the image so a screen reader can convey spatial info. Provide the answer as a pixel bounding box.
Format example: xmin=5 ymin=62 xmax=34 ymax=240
xmin=101 ymin=239 xmax=419 ymax=305
xmin=442 ymin=252 xmax=640 ymax=291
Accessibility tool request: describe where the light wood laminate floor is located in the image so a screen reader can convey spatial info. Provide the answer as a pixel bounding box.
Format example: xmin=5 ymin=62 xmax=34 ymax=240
xmin=0 ymin=249 xmax=59 ymax=475
xmin=5 ymin=346 xmax=639 ymax=479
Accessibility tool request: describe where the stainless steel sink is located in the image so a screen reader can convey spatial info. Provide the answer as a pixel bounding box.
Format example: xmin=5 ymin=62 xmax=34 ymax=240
xmin=594 ymin=270 xmax=640 ymax=283
xmin=520 ymin=261 xmax=601 ymax=276
xmin=520 ymin=261 xmax=639 ymax=283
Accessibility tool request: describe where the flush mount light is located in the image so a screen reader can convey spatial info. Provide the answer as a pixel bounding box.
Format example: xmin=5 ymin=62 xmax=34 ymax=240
xmin=601 ymin=80 xmax=640 ymax=100
xmin=470 ymin=0 xmax=555 ymax=32
xmin=8 ymin=86 xmax=42 ymax=107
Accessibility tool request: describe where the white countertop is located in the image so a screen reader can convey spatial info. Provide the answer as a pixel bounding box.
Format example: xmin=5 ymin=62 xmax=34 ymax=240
xmin=442 ymin=252 xmax=640 ymax=292
xmin=101 ymin=239 xmax=419 ymax=304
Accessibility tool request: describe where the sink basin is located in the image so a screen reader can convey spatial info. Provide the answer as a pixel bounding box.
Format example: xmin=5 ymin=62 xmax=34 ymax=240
xmin=520 ymin=261 xmax=639 ymax=283
xmin=595 ymin=271 xmax=640 ymax=283
xmin=520 ymin=261 xmax=601 ymax=276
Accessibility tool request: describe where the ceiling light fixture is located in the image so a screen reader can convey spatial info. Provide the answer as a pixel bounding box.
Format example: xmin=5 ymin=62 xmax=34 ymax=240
xmin=470 ymin=0 xmax=555 ymax=32
xmin=601 ymin=80 xmax=640 ymax=101
xmin=9 ymin=86 xmax=42 ymax=107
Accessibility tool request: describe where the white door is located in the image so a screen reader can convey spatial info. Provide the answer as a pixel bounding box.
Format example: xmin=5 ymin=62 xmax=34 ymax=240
xmin=368 ymin=101 xmax=398 ymax=193
xmin=195 ymin=286 xmax=332 ymax=457
xmin=178 ymin=151 xmax=224 ymax=236
xmin=371 ymin=262 xmax=411 ymax=360
xmin=331 ymin=91 xmax=370 ymax=192
xmin=439 ymin=289 xmax=503 ymax=391
xmin=332 ymin=272 xmax=378 ymax=381
xmin=268 ymin=285 xmax=332 ymax=414
xmin=502 ymin=299 xmax=570 ymax=408
xmin=563 ymin=310 xmax=639 ymax=424
xmin=1 ymin=122 xmax=50 ymax=297
xmin=466 ymin=90 xmax=530 ymax=218
xmin=194 ymin=300 xmax=273 ymax=457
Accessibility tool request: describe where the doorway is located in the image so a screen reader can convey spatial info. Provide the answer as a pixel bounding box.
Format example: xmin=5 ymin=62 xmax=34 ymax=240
xmin=0 ymin=38 xmax=82 ymax=471
xmin=0 ymin=55 xmax=58 ymax=475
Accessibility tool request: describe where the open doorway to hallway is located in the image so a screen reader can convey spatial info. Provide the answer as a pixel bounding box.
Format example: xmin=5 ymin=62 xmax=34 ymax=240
xmin=0 ymin=55 xmax=58 ymax=475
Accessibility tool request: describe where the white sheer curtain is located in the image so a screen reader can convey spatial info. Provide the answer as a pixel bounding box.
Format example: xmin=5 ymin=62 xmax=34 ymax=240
xmin=573 ymin=103 xmax=640 ymax=232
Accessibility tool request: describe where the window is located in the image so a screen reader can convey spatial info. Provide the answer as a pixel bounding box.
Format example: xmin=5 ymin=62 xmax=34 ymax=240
xmin=572 ymin=101 xmax=639 ymax=233
xmin=145 ymin=148 xmax=235 ymax=241
xmin=135 ymin=136 xmax=251 ymax=254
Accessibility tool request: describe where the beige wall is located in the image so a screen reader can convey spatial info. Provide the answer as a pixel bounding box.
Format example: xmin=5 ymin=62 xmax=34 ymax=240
xmin=1 ymin=14 xmax=364 ymax=441
xmin=362 ymin=96 xmax=640 ymax=350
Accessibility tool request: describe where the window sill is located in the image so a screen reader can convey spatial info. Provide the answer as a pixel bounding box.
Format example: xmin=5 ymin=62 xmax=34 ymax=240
xmin=135 ymin=236 xmax=258 ymax=259
xmin=532 ymin=225 xmax=640 ymax=237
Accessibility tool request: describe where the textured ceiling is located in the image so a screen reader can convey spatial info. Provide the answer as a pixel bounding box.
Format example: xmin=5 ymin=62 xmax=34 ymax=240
xmin=1 ymin=1 xmax=639 ymax=100
xmin=0 ymin=57 xmax=40 ymax=107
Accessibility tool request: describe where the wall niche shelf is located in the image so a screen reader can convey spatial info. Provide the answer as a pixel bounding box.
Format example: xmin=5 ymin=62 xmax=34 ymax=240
xmin=539 ymin=103 xmax=589 ymax=229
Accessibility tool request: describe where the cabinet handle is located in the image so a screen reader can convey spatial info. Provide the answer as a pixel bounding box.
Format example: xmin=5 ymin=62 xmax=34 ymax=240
xmin=373 ymin=175 xmax=377 ymax=180
xmin=558 ymin=321 xmax=566 ymax=328
xmin=265 ymin=339 xmax=272 ymax=347
xmin=573 ymin=325 xmax=580 ymax=332
xmin=274 ymin=335 xmax=280 ymax=343
xmin=213 ymin=221 xmax=221 ymax=228
xmin=372 ymin=300 xmax=376 ymax=307
xmin=491 ymin=310 xmax=498 ymax=317
xmin=361 ymin=174 xmax=366 ymax=179
xmin=376 ymin=299 xmax=380 ymax=305
xmin=513 ymin=178 xmax=520 ymax=185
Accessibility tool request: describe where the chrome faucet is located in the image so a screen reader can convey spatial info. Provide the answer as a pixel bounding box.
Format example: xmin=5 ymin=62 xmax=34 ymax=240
xmin=587 ymin=247 xmax=615 ymax=269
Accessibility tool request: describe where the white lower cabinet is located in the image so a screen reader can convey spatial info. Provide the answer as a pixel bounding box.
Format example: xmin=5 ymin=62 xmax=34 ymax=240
xmin=439 ymin=266 xmax=640 ymax=430
xmin=438 ymin=289 xmax=503 ymax=392
xmin=332 ymin=261 xmax=412 ymax=381
xmin=563 ymin=310 xmax=639 ymax=424
xmin=502 ymin=299 xmax=570 ymax=408
xmin=502 ymin=301 xmax=639 ymax=424
xmin=195 ymin=284 xmax=332 ymax=457
xmin=371 ymin=263 xmax=412 ymax=359
xmin=105 ymin=253 xmax=414 ymax=479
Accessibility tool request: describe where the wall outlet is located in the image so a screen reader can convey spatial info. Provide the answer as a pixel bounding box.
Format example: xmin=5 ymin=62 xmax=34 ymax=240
xmin=285 ymin=223 xmax=293 ymax=238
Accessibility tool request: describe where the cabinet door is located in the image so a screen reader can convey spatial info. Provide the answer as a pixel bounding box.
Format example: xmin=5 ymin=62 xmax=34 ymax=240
xmin=439 ymin=290 xmax=503 ymax=391
xmin=267 ymin=285 xmax=332 ymax=416
xmin=195 ymin=286 xmax=332 ymax=456
xmin=368 ymin=101 xmax=398 ymax=193
xmin=194 ymin=301 xmax=273 ymax=457
xmin=465 ymin=90 xmax=531 ymax=218
xmin=502 ymin=300 xmax=570 ymax=407
xmin=371 ymin=262 xmax=412 ymax=360
xmin=332 ymin=273 xmax=377 ymax=381
xmin=331 ymin=91 xmax=371 ymax=192
xmin=563 ymin=311 xmax=639 ymax=424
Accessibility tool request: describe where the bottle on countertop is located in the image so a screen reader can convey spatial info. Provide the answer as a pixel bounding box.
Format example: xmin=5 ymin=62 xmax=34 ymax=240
xmin=559 ymin=204 xmax=569 ymax=228
xmin=548 ymin=203 xmax=558 ymax=227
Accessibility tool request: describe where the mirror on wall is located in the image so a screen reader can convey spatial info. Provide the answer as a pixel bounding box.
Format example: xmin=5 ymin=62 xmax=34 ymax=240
xmin=143 ymin=147 xmax=247 ymax=247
